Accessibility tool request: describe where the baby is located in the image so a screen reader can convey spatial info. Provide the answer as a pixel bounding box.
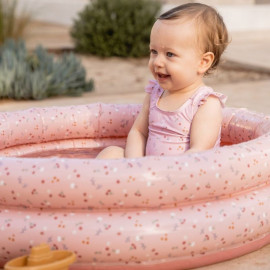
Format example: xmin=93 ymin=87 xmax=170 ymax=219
xmin=97 ymin=2 xmax=229 ymax=159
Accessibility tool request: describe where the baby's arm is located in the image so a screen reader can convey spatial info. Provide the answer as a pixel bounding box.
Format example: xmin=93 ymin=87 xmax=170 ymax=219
xmin=186 ymin=96 xmax=222 ymax=154
xmin=125 ymin=94 xmax=150 ymax=158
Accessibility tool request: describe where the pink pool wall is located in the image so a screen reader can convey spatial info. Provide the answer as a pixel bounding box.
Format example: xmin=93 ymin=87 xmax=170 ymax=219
xmin=0 ymin=103 xmax=270 ymax=270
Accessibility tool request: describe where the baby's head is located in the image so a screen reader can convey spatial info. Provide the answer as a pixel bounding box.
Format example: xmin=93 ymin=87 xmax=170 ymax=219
xmin=157 ymin=3 xmax=229 ymax=75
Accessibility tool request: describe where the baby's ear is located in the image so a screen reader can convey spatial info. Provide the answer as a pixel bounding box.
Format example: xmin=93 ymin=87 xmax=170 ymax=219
xmin=198 ymin=52 xmax=214 ymax=74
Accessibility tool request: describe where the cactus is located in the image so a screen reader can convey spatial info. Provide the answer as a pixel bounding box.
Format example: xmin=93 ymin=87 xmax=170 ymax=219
xmin=0 ymin=39 xmax=94 ymax=100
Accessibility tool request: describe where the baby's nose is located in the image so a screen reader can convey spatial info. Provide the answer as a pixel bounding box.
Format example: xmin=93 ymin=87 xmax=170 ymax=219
xmin=154 ymin=55 xmax=165 ymax=67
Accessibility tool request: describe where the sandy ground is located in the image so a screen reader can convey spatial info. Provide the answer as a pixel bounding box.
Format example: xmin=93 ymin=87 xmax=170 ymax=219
xmin=1 ymin=53 xmax=270 ymax=115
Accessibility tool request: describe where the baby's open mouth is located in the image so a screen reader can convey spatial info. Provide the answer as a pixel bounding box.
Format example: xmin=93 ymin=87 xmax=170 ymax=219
xmin=157 ymin=72 xmax=170 ymax=79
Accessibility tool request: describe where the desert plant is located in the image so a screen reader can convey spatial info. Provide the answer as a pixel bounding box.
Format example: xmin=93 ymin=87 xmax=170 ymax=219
xmin=0 ymin=0 xmax=32 ymax=44
xmin=0 ymin=39 xmax=94 ymax=100
xmin=71 ymin=0 xmax=161 ymax=57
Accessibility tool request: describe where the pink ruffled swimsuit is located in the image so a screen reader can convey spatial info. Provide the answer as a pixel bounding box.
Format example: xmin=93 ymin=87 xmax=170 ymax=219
xmin=145 ymin=80 xmax=227 ymax=156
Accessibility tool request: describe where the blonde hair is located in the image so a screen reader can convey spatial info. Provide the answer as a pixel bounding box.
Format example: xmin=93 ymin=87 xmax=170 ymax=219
xmin=158 ymin=3 xmax=229 ymax=75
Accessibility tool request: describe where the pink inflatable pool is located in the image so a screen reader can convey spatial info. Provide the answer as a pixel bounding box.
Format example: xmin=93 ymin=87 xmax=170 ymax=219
xmin=0 ymin=103 xmax=270 ymax=270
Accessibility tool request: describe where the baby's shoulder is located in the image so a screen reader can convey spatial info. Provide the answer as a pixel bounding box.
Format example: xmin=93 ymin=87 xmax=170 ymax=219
xmin=192 ymin=86 xmax=227 ymax=108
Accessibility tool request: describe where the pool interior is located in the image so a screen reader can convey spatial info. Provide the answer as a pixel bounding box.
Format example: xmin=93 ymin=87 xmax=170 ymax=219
xmin=20 ymin=147 xmax=104 ymax=159
xmin=16 ymin=141 xmax=233 ymax=159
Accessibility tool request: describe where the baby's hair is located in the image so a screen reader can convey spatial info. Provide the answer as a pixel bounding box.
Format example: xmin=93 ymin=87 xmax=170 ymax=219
xmin=158 ymin=3 xmax=229 ymax=75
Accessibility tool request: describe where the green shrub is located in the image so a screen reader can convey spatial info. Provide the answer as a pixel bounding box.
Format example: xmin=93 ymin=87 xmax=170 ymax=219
xmin=0 ymin=0 xmax=32 ymax=44
xmin=71 ymin=0 xmax=161 ymax=57
xmin=0 ymin=39 xmax=94 ymax=100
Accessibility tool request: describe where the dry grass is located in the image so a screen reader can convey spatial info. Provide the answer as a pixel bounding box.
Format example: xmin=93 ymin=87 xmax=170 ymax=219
xmin=0 ymin=0 xmax=32 ymax=44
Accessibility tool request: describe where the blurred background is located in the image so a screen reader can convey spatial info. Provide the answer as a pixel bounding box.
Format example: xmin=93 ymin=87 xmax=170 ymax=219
xmin=0 ymin=0 xmax=270 ymax=114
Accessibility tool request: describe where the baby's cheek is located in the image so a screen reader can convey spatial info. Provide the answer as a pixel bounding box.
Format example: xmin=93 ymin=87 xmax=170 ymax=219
xmin=148 ymin=59 xmax=153 ymax=71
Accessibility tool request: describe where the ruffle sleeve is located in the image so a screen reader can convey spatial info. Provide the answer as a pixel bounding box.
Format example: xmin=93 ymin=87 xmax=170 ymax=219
xmin=145 ymin=79 xmax=158 ymax=94
xmin=193 ymin=88 xmax=227 ymax=108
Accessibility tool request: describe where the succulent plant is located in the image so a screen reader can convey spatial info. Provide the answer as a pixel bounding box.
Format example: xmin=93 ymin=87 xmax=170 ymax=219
xmin=0 ymin=39 xmax=94 ymax=100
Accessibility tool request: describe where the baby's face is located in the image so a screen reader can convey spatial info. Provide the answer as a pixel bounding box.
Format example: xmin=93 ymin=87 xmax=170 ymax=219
xmin=148 ymin=18 xmax=204 ymax=92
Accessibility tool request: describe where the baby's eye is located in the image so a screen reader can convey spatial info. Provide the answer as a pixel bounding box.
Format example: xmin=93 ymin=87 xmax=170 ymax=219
xmin=150 ymin=49 xmax=157 ymax=55
xmin=167 ymin=52 xmax=174 ymax=57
